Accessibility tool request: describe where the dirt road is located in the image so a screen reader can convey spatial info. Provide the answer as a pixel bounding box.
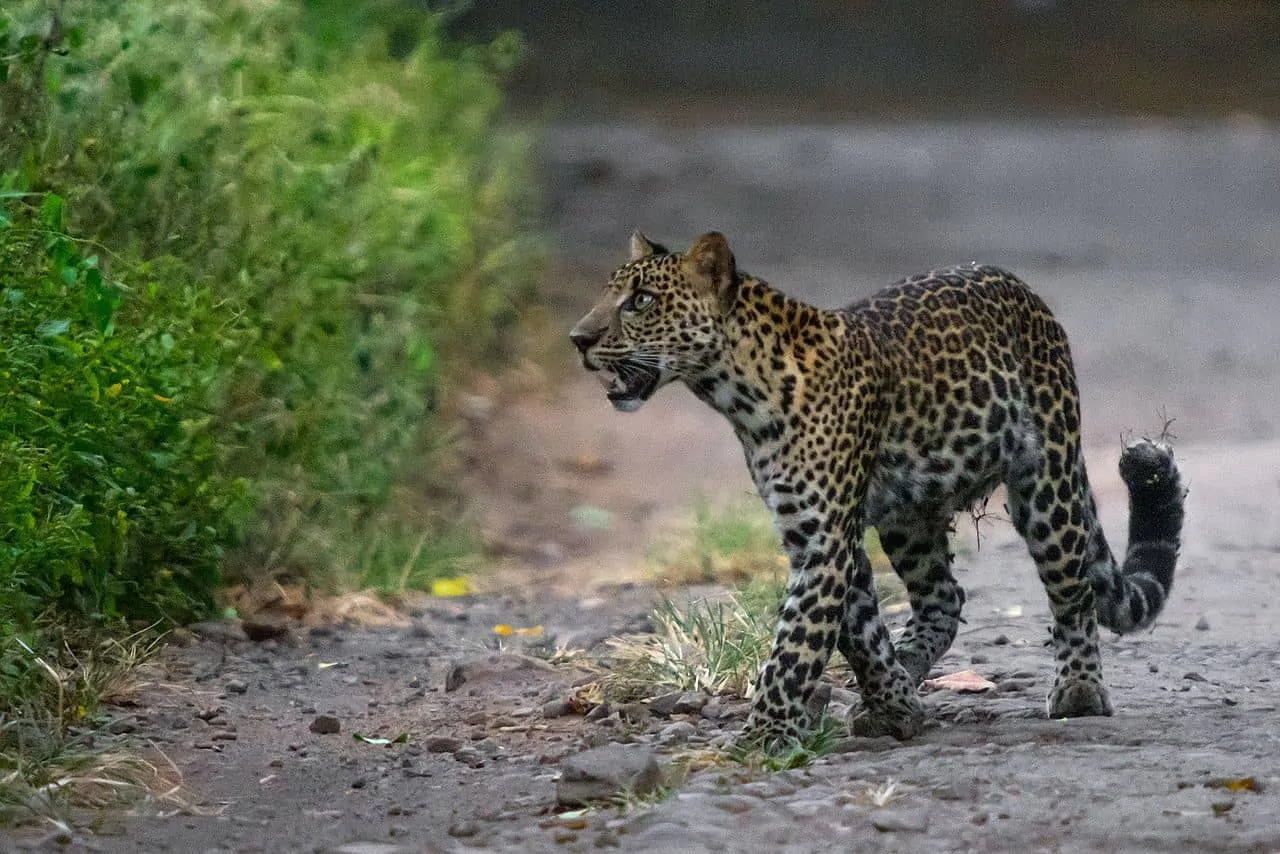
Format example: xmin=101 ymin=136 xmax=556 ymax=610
xmin=11 ymin=121 xmax=1280 ymax=853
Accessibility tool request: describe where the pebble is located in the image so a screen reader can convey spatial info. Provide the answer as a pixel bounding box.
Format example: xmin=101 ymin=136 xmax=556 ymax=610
xmin=557 ymin=744 xmax=662 ymax=806
xmin=225 ymin=678 xmax=249 ymax=694
xmin=108 ymin=717 xmax=138 ymax=735
xmin=425 ymin=736 xmax=462 ymax=753
xmin=1195 ymin=615 xmax=1211 ymax=631
xmin=309 ymin=715 xmax=341 ymax=735
xmin=871 ymin=808 xmax=930 ymax=833
xmin=658 ymin=721 xmax=697 ymax=745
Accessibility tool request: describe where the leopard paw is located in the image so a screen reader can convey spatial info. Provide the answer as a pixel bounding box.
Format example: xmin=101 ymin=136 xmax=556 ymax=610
xmin=1047 ymin=677 xmax=1114 ymax=718
xmin=846 ymin=695 xmax=926 ymax=741
xmin=733 ymin=713 xmax=806 ymax=755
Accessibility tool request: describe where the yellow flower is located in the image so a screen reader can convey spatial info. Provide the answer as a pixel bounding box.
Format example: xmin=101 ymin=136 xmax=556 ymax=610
xmin=107 ymin=383 xmax=123 ymax=397
xmin=153 ymin=394 xmax=172 ymax=404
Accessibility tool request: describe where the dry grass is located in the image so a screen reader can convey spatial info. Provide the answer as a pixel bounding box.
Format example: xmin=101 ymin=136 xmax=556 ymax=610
xmin=0 ymin=627 xmax=183 ymax=829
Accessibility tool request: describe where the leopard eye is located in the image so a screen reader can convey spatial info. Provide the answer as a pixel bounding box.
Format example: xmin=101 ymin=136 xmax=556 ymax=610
xmin=623 ymin=290 xmax=656 ymax=313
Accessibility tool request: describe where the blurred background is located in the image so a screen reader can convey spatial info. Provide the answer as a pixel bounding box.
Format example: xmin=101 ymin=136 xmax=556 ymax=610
xmin=450 ymin=0 xmax=1280 ymax=586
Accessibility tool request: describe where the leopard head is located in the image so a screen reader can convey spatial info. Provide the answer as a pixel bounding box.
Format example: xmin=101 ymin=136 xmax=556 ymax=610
xmin=570 ymin=231 xmax=739 ymax=412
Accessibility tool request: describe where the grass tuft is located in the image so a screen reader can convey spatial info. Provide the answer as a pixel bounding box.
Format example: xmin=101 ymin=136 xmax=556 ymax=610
xmin=0 ymin=627 xmax=181 ymax=827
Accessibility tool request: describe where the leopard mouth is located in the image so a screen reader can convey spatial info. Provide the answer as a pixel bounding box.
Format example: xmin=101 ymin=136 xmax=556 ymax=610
xmin=601 ymin=363 xmax=659 ymax=412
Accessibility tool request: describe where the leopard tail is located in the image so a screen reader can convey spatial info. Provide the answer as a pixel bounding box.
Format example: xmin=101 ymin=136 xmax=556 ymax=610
xmin=1087 ymin=440 xmax=1186 ymax=634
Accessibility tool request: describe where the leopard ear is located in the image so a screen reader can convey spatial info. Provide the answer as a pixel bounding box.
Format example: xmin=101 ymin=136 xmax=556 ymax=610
xmin=683 ymin=231 xmax=738 ymax=311
xmin=629 ymin=231 xmax=669 ymax=261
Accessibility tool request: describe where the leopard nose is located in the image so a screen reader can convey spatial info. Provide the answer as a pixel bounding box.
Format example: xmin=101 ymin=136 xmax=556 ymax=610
xmin=570 ymin=326 xmax=602 ymax=353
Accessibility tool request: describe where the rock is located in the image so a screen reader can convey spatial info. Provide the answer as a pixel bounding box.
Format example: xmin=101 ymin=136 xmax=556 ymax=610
xmin=309 ymin=715 xmax=341 ymax=735
xmin=672 ymin=692 xmax=708 ymax=715
xmin=448 ymin=819 xmax=481 ymax=838
xmin=542 ymin=698 xmax=576 ymax=719
xmin=225 ymin=678 xmax=249 ymax=695
xmin=1195 ymin=615 xmax=1211 ymax=631
xmin=108 ymin=717 xmax=138 ymax=735
xmin=646 ymin=691 xmax=684 ymax=717
xmin=657 ymin=722 xmax=697 ymax=745
xmin=556 ymin=745 xmax=663 ymax=806
xmin=585 ymin=702 xmax=613 ymax=722
xmin=871 ymin=808 xmax=930 ymax=832
xmin=425 ymin=736 xmax=462 ymax=753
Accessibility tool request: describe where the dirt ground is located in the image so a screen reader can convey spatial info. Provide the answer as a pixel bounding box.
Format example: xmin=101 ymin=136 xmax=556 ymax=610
xmin=10 ymin=121 xmax=1280 ymax=853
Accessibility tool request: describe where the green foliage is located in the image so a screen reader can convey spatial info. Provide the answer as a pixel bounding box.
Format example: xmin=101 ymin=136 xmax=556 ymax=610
xmin=2 ymin=0 xmax=538 ymax=599
xmin=0 ymin=194 xmax=244 ymax=626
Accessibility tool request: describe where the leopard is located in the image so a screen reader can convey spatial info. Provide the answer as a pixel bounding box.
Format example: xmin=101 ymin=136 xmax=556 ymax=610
xmin=570 ymin=230 xmax=1186 ymax=746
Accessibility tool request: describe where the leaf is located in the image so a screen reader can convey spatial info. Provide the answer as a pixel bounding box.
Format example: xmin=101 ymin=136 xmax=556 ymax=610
xmin=36 ymin=319 xmax=70 ymax=337
xmin=492 ymin=624 xmax=513 ymax=636
xmin=922 ymin=670 xmax=997 ymax=694
xmin=40 ymin=194 xmax=64 ymax=231
xmin=430 ymin=576 xmax=469 ymax=597
xmin=352 ymin=733 xmax=391 ymax=745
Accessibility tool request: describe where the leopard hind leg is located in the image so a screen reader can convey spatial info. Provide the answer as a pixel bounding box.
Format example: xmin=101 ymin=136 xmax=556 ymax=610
xmin=874 ymin=513 xmax=966 ymax=685
xmin=835 ymin=545 xmax=926 ymax=740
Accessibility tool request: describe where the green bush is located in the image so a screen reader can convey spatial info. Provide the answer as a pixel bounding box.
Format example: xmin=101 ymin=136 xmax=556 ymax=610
xmin=0 ymin=194 xmax=244 ymax=627
xmin=2 ymin=0 xmax=538 ymax=601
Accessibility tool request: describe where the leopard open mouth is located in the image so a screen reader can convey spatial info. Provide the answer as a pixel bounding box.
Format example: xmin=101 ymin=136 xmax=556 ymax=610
xmin=601 ymin=362 xmax=659 ymax=412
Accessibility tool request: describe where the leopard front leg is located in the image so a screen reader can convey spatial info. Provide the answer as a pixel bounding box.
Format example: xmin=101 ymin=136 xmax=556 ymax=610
xmin=836 ymin=546 xmax=926 ymax=740
xmin=742 ymin=557 xmax=846 ymax=750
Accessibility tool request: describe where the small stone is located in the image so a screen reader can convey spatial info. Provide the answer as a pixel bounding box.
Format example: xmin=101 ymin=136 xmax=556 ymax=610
xmin=351 ymin=778 xmax=367 ymax=789
xmin=557 ymin=745 xmax=662 ymax=806
xmin=969 ymin=654 xmax=989 ymax=665
xmin=657 ymin=722 xmax=697 ymax=745
xmin=310 ymin=715 xmax=341 ymax=735
xmin=712 ymin=795 xmax=756 ymax=814
xmin=1183 ymin=672 xmax=1208 ymax=683
xmin=454 ymin=747 xmax=484 ymax=767
xmin=871 ymin=808 xmax=930 ymax=833
xmin=585 ymin=703 xmax=613 ymax=722
xmin=212 ymin=731 xmax=239 ymax=741
xmin=542 ymin=698 xmax=575 ymax=719
xmin=646 ymin=691 xmax=683 ymax=717
xmin=447 ymin=820 xmax=481 ymax=838
xmin=225 ymin=678 xmax=249 ymax=695
xmin=108 ymin=717 xmax=138 ymax=735
xmin=463 ymin=710 xmax=487 ymax=726
xmin=425 ymin=736 xmax=462 ymax=753
xmin=1195 ymin=615 xmax=1211 ymax=631
xmin=1148 ymin=662 xmax=1160 ymax=673
xmin=991 ymin=634 xmax=1010 ymax=646
xmin=672 ymin=692 xmax=708 ymax=715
